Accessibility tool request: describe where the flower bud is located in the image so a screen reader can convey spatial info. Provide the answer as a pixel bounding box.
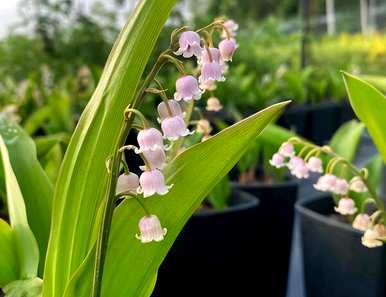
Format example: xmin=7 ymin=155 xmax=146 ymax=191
xmin=116 ymin=173 xmax=140 ymax=195
xmin=352 ymin=214 xmax=371 ymax=231
xmin=219 ymin=39 xmax=237 ymax=61
xmin=199 ymin=79 xmax=217 ymax=91
xmin=350 ymin=176 xmax=368 ymax=193
xmin=334 ymin=197 xmax=357 ymax=215
xmin=206 ymin=97 xmax=223 ymax=112
xmin=174 ymin=31 xmax=202 ymax=58
xmin=269 ymin=153 xmax=286 ymax=168
xmin=306 ymin=156 xmax=323 ymax=173
xmin=174 ymin=75 xmax=202 ymax=101
xmin=137 ymin=128 xmax=164 ymax=152
xmin=196 ymin=119 xmax=212 ymax=135
xmin=136 ymin=215 xmax=167 ymax=243
xmin=161 ymin=115 xmax=191 ymax=141
xmin=157 ymin=100 xmax=183 ymax=121
xmin=222 ymin=19 xmax=239 ymax=38
xmin=279 ymin=142 xmax=295 ymax=157
xmin=139 ymin=169 xmax=170 ymax=198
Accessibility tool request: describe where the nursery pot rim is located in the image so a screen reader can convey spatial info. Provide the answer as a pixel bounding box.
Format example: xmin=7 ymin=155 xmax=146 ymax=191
xmin=295 ymin=195 xmax=363 ymax=236
xmin=195 ymin=189 xmax=259 ymax=217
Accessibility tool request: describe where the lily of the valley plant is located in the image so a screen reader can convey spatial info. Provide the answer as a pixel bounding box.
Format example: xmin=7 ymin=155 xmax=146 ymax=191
xmin=271 ymin=72 xmax=386 ymax=249
xmin=0 ymin=1 xmax=288 ymax=297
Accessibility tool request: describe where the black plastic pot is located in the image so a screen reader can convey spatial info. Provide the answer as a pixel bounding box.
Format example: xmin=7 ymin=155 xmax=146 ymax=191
xmin=233 ymin=180 xmax=298 ymax=297
xmin=277 ymin=104 xmax=309 ymax=137
xmin=152 ymin=189 xmax=259 ymax=296
xmin=309 ymin=101 xmax=342 ymax=145
xmin=297 ymin=195 xmax=386 ymax=297
xmin=278 ymin=101 xmax=356 ymax=145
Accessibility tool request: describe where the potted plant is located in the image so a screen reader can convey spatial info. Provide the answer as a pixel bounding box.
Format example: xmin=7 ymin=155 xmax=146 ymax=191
xmin=0 ymin=2 xmax=289 ymax=297
xmin=270 ymin=73 xmax=386 ymax=297
xmin=228 ymin=123 xmax=298 ymax=297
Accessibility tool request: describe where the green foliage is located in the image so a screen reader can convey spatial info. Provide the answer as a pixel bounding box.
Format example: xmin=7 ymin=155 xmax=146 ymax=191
xmin=342 ymin=72 xmax=386 ymax=163
xmin=207 ymin=176 xmax=232 ymax=209
xmin=0 ymin=219 xmax=18 ymax=287
xmin=365 ymin=154 xmax=383 ymax=195
xmin=0 ymin=135 xmax=40 ymax=280
xmin=330 ymin=120 xmax=365 ymax=162
xmin=42 ymin=1 xmax=178 ymax=296
xmin=0 ymin=116 xmax=53 ymax=273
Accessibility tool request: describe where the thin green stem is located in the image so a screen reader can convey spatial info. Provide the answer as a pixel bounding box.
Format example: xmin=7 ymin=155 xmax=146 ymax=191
xmin=136 ymin=198 xmax=150 ymax=215
xmin=124 ymin=108 xmax=149 ymax=128
xmin=163 ymin=54 xmax=186 ymax=75
xmin=120 ymin=159 xmax=129 ymax=174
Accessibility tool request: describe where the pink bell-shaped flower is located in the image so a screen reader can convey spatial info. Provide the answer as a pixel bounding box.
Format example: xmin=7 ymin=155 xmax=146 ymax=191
xmin=306 ymin=156 xmax=323 ymax=173
xmin=350 ymin=176 xmax=368 ymax=193
xmin=222 ymin=19 xmax=239 ymax=38
xmin=174 ymin=75 xmax=202 ymax=101
xmin=334 ymin=197 xmax=357 ymax=215
xmin=352 ymin=214 xmax=371 ymax=231
xmin=157 ymin=100 xmax=183 ymax=121
xmin=269 ymin=153 xmax=286 ymax=168
xmin=219 ymin=39 xmax=237 ymax=61
xmin=333 ymin=178 xmax=349 ymax=195
xmin=206 ymin=97 xmax=223 ymax=111
xmin=136 ymin=215 xmax=167 ymax=243
xmin=116 ymin=173 xmax=140 ymax=195
xmin=279 ymin=142 xmax=295 ymax=157
xmin=290 ymin=162 xmax=309 ymax=179
xmin=314 ymin=174 xmax=338 ymax=192
xmin=287 ymin=156 xmax=304 ymax=171
xmin=137 ymin=128 xmax=164 ymax=153
xmin=200 ymin=47 xmax=222 ymax=64
xmin=138 ymin=169 xmax=170 ymax=198
xmin=174 ymin=31 xmax=202 ymax=58
xmin=143 ymin=148 xmax=166 ymax=170
xmin=161 ymin=115 xmax=192 ymax=141
xmin=199 ymin=62 xmax=225 ymax=82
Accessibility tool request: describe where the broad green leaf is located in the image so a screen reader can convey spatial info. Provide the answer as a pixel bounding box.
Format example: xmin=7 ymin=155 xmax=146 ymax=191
xmin=330 ymin=120 xmax=364 ymax=162
xmin=258 ymin=123 xmax=296 ymax=148
xmin=35 ymin=133 xmax=69 ymax=158
xmin=0 ymin=219 xmax=18 ymax=287
xmin=43 ymin=1 xmax=177 ymax=296
xmin=342 ymin=72 xmax=386 ymax=163
xmin=101 ymin=102 xmax=289 ymax=297
xmin=365 ymin=154 xmax=383 ymax=195
xmin=361 ymin=75 xmax=386 ymax=93
xmin=0 ymin=135 xmax=39 ymax=279
xmin=0 ymin=116 xmax=53 ymax=274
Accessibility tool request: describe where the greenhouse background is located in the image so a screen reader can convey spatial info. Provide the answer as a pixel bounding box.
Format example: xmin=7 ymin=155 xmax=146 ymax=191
xmin=1 ymin=1 xmax=386 ymax=297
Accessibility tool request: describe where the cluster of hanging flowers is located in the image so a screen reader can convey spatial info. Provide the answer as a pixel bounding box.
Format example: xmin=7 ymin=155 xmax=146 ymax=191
xmin=270 ymin=138 xmax=386 ymax=248
xmin=115 ymin=18 xmax=238 ymax=244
